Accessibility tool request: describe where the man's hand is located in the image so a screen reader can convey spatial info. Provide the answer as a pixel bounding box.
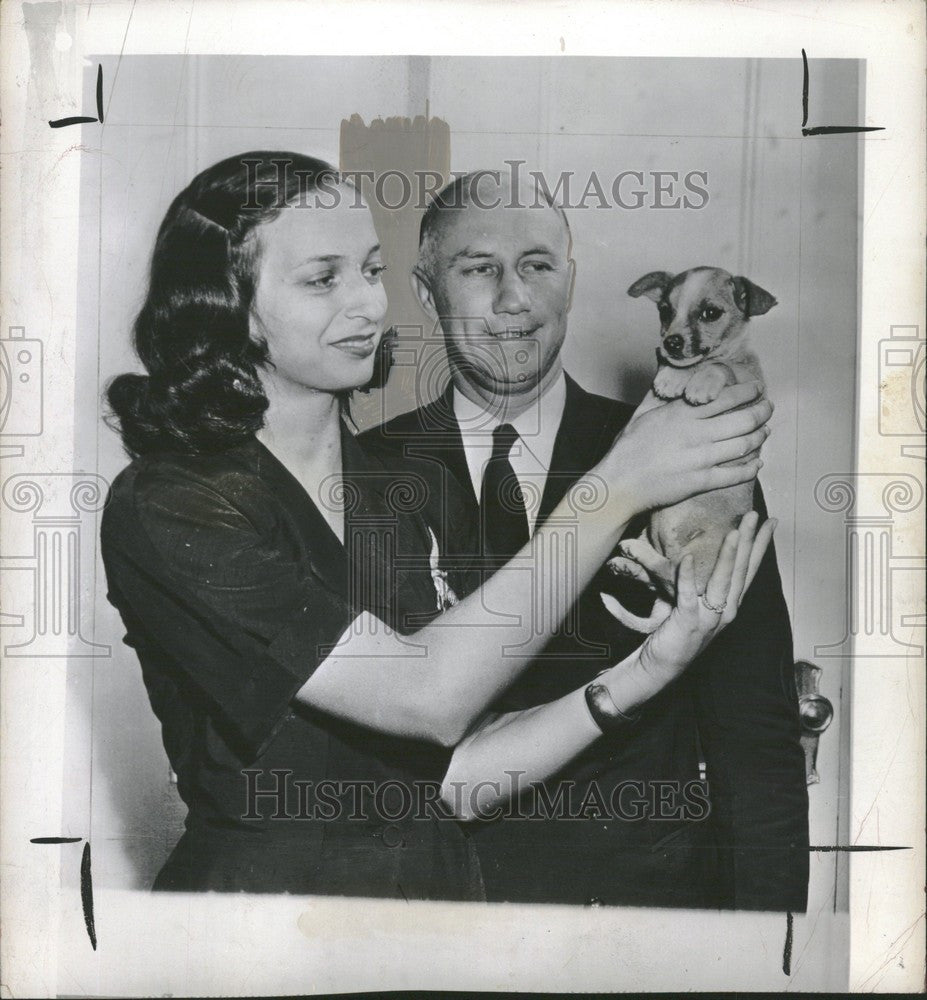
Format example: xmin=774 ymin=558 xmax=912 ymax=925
xmin=597 ymin=381 xmax=772 ymax=516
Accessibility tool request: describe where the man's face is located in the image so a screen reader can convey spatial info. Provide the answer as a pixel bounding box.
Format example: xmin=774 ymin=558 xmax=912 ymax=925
xmin=416 ymin=195 xmax=574 ymax=405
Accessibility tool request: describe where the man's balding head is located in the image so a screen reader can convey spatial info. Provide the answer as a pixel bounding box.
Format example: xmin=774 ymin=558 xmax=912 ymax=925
xmin=411 ymin=169 xmax=575 ymax=410
xmin=417 ymin=170 xmax=572 ymax=284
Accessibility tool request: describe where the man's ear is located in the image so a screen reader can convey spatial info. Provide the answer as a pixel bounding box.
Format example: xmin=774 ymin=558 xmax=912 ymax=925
xmin=411 ymin=267 xmax=437 ymax=316
xmin=628 ymin=271 xmax=673 ymax=303
xmin=732 ymin=276 xmax=777 ymax=318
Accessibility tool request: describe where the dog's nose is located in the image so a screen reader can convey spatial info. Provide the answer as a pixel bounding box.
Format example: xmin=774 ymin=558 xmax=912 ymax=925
xmin=663 ymin=334 xmax=684 ymax=356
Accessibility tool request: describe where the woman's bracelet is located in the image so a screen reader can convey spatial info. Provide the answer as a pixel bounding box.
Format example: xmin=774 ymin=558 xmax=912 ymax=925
xmin=584 ymin=669 xmax=643 ymax=735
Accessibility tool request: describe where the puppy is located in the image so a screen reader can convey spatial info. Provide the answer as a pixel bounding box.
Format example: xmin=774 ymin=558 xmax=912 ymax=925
xmin=601 ymin=266 xmax=776 ymax=633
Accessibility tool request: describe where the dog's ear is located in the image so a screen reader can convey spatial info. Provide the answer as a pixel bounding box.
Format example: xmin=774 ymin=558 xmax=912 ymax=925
xmin=628 ymin=271 xmax=673 ymax=302
xmin=732 ymin=277 xmax=777 ymax=317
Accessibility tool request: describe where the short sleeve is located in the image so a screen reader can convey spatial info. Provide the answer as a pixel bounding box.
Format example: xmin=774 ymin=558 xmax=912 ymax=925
xmin=101 ymin=461 xmax=358 ymax=761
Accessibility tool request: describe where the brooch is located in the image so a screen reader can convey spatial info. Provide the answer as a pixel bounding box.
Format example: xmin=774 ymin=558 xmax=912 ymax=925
xmin=428 ymin=527 xmax=458 ymax=612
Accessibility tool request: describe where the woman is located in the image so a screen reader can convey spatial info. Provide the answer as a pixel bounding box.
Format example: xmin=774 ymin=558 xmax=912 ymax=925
xmin=101 ymin=151 xmax=774 ymax=899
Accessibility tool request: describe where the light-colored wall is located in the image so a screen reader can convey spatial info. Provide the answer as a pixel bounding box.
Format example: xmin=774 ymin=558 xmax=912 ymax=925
xmin=72 ymin=58 xmax=858 ymax=934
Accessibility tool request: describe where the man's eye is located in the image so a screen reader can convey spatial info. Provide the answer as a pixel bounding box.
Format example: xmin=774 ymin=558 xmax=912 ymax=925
xmin=464 ymin=264 xmax=495 ymax=276
xmin=365 ymin=264 xmax=387 ymax=283
xmin=523 ymin=261 xmax=553 ymax=273
xmin=700 ymin=306 xmax=723 ymax=322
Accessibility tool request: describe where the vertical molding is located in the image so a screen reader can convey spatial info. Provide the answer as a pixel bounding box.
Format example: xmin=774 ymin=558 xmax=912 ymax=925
xmin=737 ymin=58 xmax=761 ymax=276
xmin=407 ymin=55 xmax=430 ymax=120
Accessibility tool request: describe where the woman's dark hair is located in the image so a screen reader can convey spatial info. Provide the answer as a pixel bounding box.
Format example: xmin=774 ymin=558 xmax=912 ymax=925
xmin=106 ymin=151 xmax=392 ymax=457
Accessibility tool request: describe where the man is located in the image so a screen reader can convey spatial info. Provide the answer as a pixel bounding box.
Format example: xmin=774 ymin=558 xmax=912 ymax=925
xmin=360 ymin=170 xmax=809 ymax=911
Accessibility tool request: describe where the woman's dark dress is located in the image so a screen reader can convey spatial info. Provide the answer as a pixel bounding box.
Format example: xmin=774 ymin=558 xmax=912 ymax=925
xmin=101 ymin=427 xmax=483 ymax=899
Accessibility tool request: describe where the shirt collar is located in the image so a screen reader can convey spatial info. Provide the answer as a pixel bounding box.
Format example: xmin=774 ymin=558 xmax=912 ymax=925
xmin=452 ymin=371 xmax=567 ymax=496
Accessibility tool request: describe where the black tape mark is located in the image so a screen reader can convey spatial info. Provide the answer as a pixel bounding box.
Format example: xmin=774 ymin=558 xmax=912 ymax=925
xmin=30 ymin=836 xmax=82 ymax=844
xmin=778 ymin=849 xmax=907 ymax=974
xmin=95 ymin=61 xmax=104 ymax=122
xmin=801 ymin=49 xmax=884 ymax=136
xmin=49 ymin=64 xmax=104 ymax=129
xmin=80 ymin=841 xmax=97 ymax=951
xmin=801 ymin=51 xmax=809 ymax=128
xmin=810 ymin=845 xmax=909 ymax=852
xmin=48 ymin=115 xmax=98 ymax=129
xmin=803 ymin=125 xmax=886 ymax=136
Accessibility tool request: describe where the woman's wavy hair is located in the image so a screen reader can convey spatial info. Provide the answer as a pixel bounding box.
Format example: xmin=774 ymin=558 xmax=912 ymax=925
xmin=106 ymin=151 xmax=392 ymax=457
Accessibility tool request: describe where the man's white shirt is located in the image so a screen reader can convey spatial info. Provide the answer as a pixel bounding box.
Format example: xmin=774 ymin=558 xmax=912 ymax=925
xmin=452 ymin=372 xmax=567 ymax=535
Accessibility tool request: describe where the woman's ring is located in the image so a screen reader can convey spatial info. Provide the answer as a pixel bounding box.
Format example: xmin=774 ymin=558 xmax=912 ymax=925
xmin=701 ymin=594 xmax=727 ymax=614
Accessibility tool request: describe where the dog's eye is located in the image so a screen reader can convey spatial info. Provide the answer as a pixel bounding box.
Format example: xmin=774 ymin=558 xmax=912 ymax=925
xmin=700 ymin=306 xmax=723 ymax=322
xmin=657 ymin=303 xmax=673 ymax=322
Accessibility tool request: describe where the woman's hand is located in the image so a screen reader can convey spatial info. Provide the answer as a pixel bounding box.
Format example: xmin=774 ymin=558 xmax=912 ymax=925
xmin=605 ymin=512 xmax=776 ymax=709
xmin=595 ymin=382 xmax=773 ymax=516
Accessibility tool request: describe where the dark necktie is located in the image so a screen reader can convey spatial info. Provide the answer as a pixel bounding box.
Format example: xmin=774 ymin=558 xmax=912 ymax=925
xmin=480 ymin=423 xmax=530 ymax=561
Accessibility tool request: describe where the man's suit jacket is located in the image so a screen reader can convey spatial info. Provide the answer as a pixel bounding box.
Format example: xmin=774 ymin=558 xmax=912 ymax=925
xmin=360 ymin=373 xmax=809 ymax=911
